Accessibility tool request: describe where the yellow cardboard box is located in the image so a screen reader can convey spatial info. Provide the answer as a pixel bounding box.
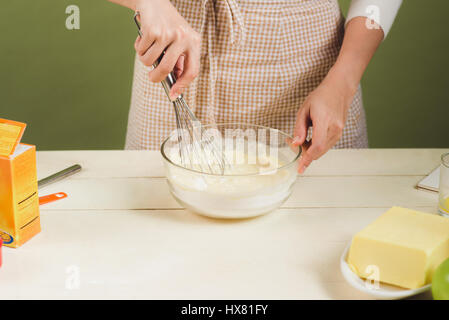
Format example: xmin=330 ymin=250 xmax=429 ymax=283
xmin=0 ymin=119 xmax=40 ymax=248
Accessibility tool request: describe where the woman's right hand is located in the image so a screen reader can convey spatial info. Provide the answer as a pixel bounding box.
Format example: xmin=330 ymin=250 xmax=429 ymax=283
xmin=134 ymin=0 xmax=201 ymax=100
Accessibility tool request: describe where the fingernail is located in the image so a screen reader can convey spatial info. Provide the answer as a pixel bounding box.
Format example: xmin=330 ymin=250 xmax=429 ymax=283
xmin=298 ymin=165 xmax=307 ymax=174
xmin=292 ymin=136 xmax=301 ymax=145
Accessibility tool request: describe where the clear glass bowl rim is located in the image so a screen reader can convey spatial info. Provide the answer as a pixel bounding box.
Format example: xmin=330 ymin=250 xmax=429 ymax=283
xmin=160 ymin=122 xmax=302 ymax=177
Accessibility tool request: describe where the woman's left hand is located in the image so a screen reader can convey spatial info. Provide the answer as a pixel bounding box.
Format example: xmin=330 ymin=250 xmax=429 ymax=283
xmin=291 ymin=17 xmax=384 ymax=174
xmin=292 ymin=68 xmax=357 ymax=174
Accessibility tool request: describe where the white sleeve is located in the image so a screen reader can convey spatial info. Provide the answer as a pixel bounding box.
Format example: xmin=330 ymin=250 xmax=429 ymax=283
xmin=346 ymin=0 xmax=402 ymax=38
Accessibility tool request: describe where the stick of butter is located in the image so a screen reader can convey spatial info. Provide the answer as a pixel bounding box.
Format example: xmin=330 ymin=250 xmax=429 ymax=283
xmin=347 ymin=207 xmax=449 ymax=289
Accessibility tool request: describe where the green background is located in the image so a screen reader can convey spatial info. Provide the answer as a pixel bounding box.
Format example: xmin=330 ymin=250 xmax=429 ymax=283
xmin=1 ymin=0 xmax=448 ymax=150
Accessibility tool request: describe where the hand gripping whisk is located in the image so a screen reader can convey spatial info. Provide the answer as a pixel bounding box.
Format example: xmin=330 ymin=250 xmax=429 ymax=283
xmin=134 ymin=12 xmax=228 ymax=175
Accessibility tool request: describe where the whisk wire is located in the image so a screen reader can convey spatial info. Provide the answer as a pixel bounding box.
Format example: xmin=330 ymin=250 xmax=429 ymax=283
xmin=172 ymin=97 xmax=228 ymax=175
xmin=133 ymin=11 xmax=228 ymax=175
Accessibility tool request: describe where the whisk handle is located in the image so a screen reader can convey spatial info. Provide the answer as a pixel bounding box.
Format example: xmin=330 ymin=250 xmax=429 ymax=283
xmin=133 ymin=11 xmax=179 ymax=100
xmin=156 ymin=62 xmax=178 ymax=99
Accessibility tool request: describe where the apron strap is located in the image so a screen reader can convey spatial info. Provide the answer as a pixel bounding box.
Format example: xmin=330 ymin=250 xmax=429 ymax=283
xmin=189 ymin=0 xmax=246 ymax=123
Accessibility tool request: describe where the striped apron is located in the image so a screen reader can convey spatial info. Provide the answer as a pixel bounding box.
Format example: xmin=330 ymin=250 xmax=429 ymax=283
xmin=125 ymin=0 xmax=368 ymax=150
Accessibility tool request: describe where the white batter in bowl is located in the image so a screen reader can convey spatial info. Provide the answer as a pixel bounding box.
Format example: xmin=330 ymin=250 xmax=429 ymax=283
xmin=160 ymin=123 xmax=301 ymax=219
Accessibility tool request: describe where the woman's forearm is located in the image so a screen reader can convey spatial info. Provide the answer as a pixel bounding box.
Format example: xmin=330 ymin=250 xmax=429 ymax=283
xmin=108 ymin=0 xmax=137 ymax=10
xmin=108 ymin=0 xmax=145 ymax=10
xmin=293 ymin=16 xmax=384 ymax=172
xmin=108 ymin=0 xmax=170 ymax=13
xmin=327 ymin=16 xmax=384 ymax=97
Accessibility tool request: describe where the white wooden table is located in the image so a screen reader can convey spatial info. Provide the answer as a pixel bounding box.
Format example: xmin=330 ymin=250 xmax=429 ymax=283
xmin=1 ymin=149 xmax=447 ymax=300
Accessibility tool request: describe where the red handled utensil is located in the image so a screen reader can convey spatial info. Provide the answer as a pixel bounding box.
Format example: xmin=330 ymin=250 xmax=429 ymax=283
xmin=39 ymin=192 xmax=68 ymax=205
xmin=37 ymin=164 xmax=81 ymax=206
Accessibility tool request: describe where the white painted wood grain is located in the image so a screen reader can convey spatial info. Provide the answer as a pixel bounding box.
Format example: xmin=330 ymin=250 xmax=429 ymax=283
xmin=36 ymin=150 xmax=164 ymax=180
xmin=286 ymin=176 xmax=438 ymax=209
xmin=2 ymin=207 xmax=435 ymax=299
xmin=5 ymin=149 xmax=443 ymax=300
xmin=36 ymin=149 xmax=449 ymax=179
xmin=37 ymin=175 xmax=438 ymax=211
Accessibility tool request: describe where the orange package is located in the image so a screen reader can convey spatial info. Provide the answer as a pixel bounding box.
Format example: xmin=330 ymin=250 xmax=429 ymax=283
xmin=0 ymin=118 xmax=26 ymax=157
xmin=0 ymin=119 xmax=40 ymax=248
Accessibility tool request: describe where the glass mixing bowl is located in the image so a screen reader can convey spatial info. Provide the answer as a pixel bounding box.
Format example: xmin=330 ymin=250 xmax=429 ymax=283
xmin=160 ymin=123 xmax=301 ymax=219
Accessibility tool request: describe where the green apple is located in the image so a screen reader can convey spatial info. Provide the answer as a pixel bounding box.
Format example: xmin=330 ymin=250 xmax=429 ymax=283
xmin=432 ymin=257 xmax=449 ymax=300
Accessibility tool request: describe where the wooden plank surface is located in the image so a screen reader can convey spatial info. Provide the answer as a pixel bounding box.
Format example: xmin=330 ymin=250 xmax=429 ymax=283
xmin=36 ymin=149 xmax=448 ymax=179
xmin=2 ymin=149 xmax=445 ymax=300
xmin=0 ymin=208 xmax=435 ymax=299
xmin=37 ymin=176 xmax=438 ymax=211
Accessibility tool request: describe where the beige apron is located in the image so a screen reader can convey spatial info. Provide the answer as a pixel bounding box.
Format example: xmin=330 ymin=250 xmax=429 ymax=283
xmin=125 ymin=0 xmax=368 ymax=150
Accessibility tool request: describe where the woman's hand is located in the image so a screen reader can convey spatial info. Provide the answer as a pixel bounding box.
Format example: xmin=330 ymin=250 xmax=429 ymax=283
xmin=292 ymin=16 xmax=384 ymax=173
xmin=134 ymin=0 xmax=201 ymax=100
xmin=292 ymin=69 xmax=356 ymax=174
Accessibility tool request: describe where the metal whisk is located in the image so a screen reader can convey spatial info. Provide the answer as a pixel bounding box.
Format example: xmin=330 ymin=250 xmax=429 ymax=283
xmin=134 ymin=12 xmax=228 ymax=175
